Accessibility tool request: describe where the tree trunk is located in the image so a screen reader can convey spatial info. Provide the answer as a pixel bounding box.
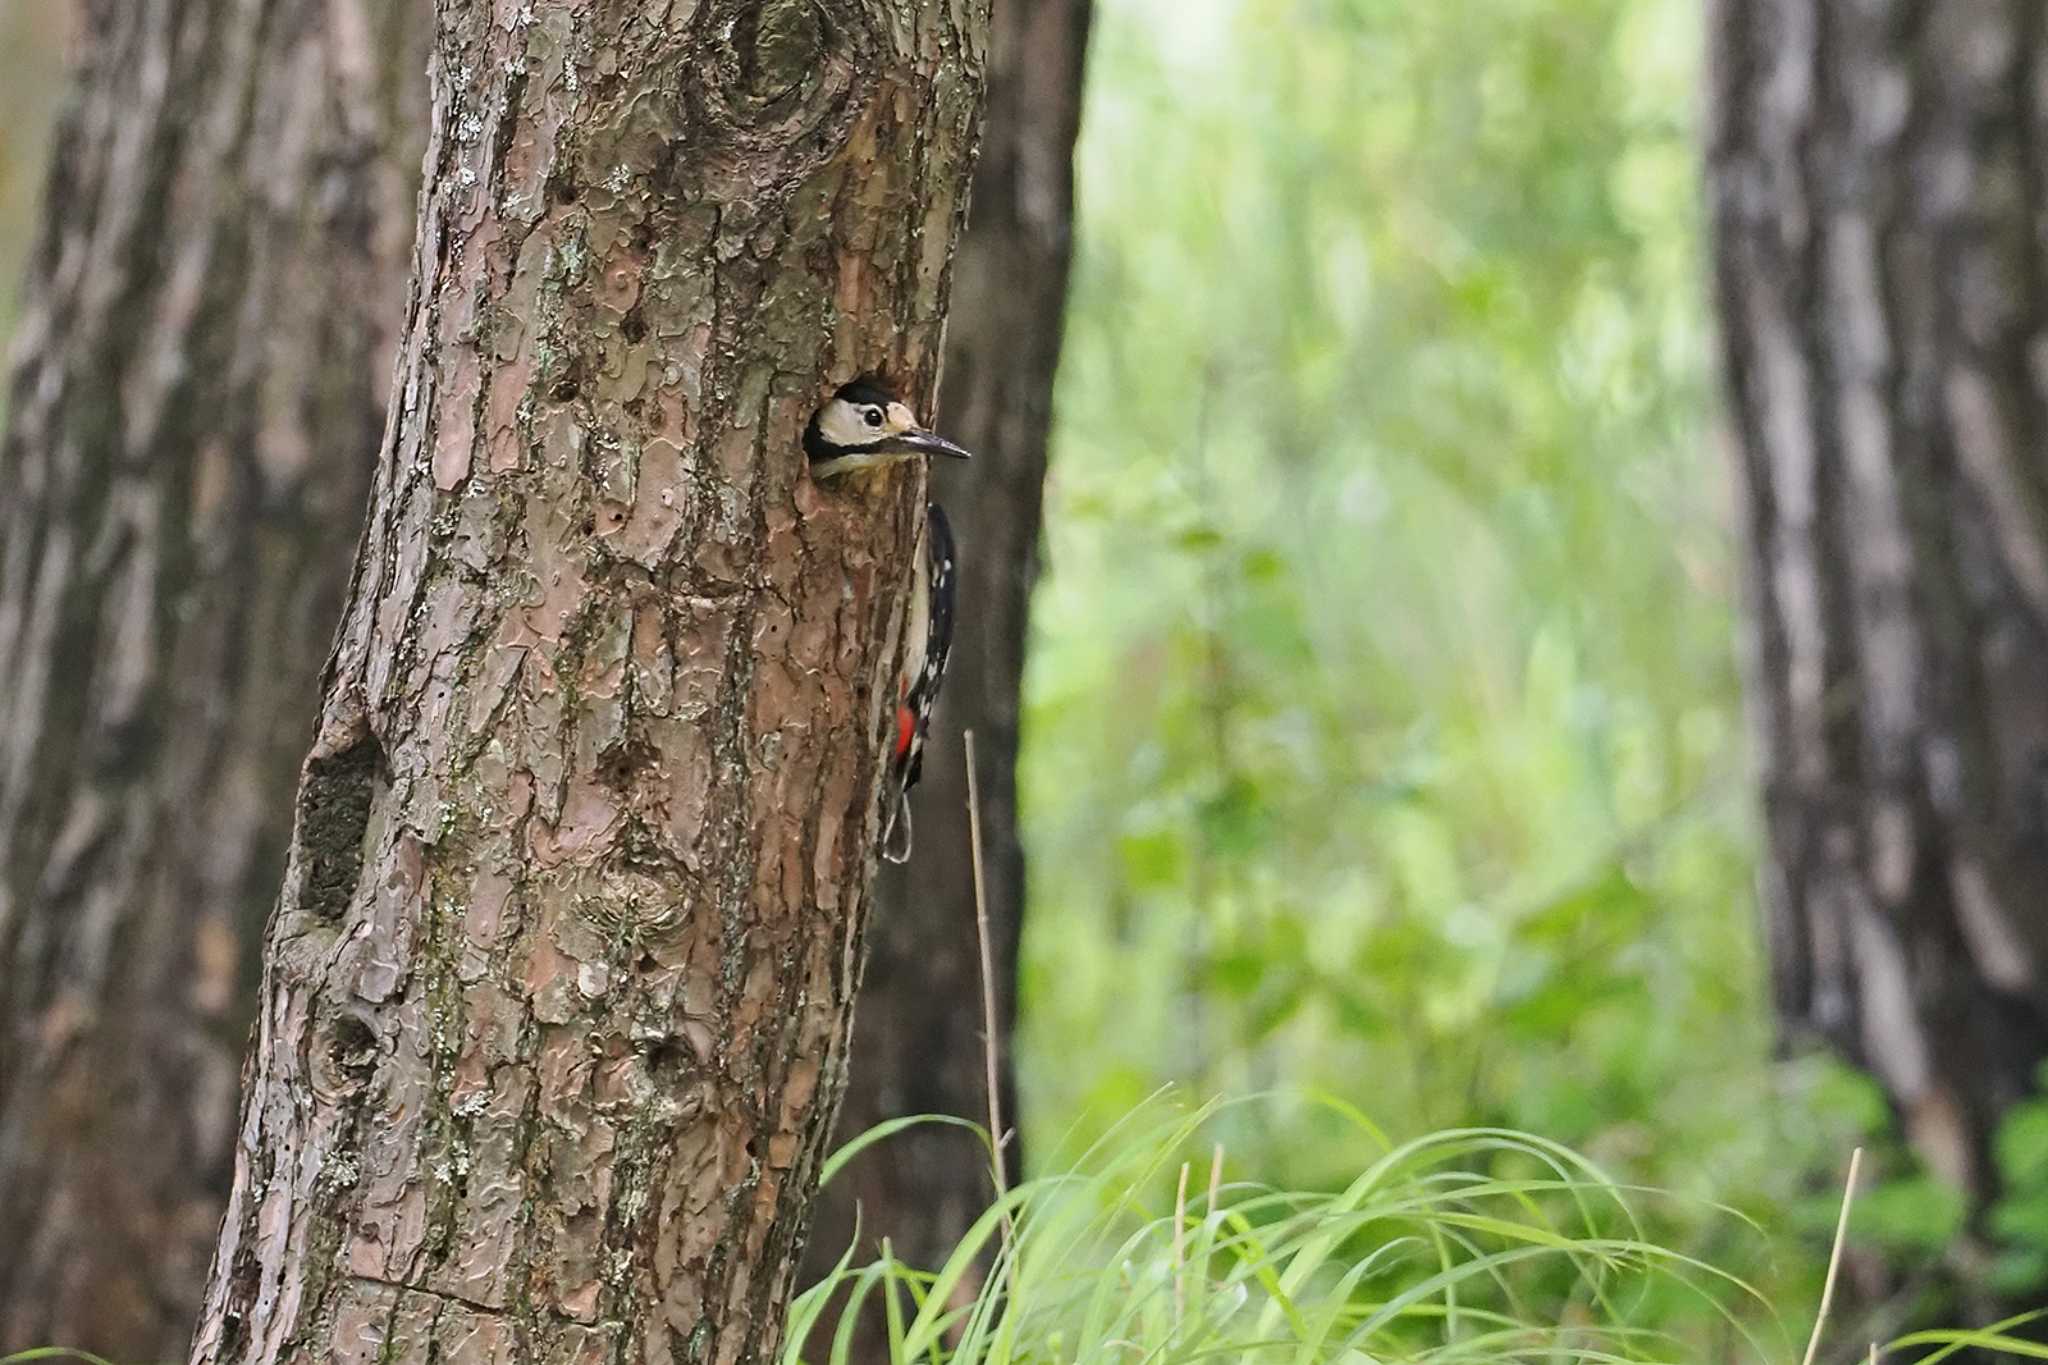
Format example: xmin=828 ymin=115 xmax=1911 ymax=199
xmin=1708 ymin=0 xmax=2048 ymax=1209
xmin=803 ymin=0 xmax=1089 ymax=1294
xmin=186 ymin=4 xmax=989 ymax=1363
xmin=0 ymin=2 xmax=427 ymax=1355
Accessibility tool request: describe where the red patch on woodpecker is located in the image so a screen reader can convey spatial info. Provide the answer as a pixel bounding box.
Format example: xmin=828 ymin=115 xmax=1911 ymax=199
xmin=894 ymin=705 xmax=915 ymax=759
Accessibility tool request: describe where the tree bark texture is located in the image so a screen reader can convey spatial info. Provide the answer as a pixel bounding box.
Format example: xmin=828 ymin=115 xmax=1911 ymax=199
xmin=0 ymin=2 xmax=427 ymax=1355
xmin=1708 ymin=0 xmax=2048 ymax=1204
xmin=803 ymin=0 xmax=1089 ymax=1293
xmin=187 ymin=5 xmax=989 ymax=1364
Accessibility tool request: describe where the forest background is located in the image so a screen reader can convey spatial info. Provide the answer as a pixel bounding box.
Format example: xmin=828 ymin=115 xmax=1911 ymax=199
xmin=1 ymin=0 xmax=2036 ymax=1356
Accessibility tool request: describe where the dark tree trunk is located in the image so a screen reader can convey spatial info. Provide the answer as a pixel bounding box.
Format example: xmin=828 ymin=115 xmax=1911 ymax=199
xmin=186 ymin=3 xmax=989 ymax=1362
xmin=0 ymin=2 xmax=427 ymax=1355
xmin=803 ymin=0 xmax=1091 ymax=1296
xmin=1708 ymin=0 xmax=2048 ymax=1222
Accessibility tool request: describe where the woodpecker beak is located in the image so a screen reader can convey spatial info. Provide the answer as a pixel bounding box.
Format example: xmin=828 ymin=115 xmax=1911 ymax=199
xmin=880 ymin=428 xmax=973 ymax=461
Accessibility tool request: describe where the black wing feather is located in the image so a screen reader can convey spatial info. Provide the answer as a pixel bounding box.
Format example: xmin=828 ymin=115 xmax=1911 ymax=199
xmin=905 ymin=501 xmax=956 ymax=791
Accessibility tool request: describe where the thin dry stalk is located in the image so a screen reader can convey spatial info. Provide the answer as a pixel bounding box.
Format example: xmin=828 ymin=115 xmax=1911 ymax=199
xmin=964 ymin=730 xmax=1019 ymax=1304
xmin=1802 ymin=1147 xmax=1866 ymax=1365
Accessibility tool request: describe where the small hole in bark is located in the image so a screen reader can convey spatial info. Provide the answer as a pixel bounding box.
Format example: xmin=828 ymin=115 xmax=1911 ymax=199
xmin=735 ymin=2 xmax=827 ymax=107
xmin=552 ymin=178 xmax=580 ymax=204
xmin=646 ymin=1039 xmax=687 ymax=1078
xmin=332 ymin=1016 xmax=377 ymax=1077
xmin=311 ymin=1011 xmax=383 ymax=1100
xmin=621 ymin=310 xmax=647 ymax=343
xmin=596 ymin=738 xmax=655 ymax=790
xmin=298 ymin=735 xmax=381 ymax=921
xmin=553 ymin=377 xmax=581 ymax=402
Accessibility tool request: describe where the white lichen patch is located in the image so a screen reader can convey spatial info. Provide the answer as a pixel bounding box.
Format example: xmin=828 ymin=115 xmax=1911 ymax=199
xmin=553 ymin=233 xmax=588 ymax=283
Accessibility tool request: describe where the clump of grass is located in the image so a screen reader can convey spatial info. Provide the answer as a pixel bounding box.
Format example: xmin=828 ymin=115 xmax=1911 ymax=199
xmin=790 ymin=1098 xmax=2048 ymax=1365
xmin=1 ymin=1112 xmax=2042 ymax=1365
xmin=790 ymin=1105 xmax=2048 ymax=1358
xmin=787 ymin=1091 xmax=1777 ymax=1365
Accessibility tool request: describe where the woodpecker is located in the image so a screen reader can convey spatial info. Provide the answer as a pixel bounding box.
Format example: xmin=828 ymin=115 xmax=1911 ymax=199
xmin=802 ymin=376 xmax=970 ymax=864
xmin=804 ymin=375 xmax=973 ymax=479
xmin=882 ymin=500 xmax=957 ymax=862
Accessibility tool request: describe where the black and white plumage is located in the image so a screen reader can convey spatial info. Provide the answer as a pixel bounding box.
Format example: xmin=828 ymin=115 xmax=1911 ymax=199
xmin=804 ymin=376 xmax=973 ymax=480
xmin=802 ymin=376 xmax=970 ymax=863
xmin=881 ymin=502 xmax=957 ymax=864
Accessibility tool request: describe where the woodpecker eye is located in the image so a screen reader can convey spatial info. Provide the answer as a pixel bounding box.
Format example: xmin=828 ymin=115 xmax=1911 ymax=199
xmin=864 ymin=407 xmax=885 ymax=428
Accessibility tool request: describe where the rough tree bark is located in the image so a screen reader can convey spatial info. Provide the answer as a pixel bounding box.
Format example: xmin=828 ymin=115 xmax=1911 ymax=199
xmin=1708 ymin=0 xmax=2048 ymax=1210
xmin=187 ymin=4 xmax=989 ymax=1363
xmin=0 ymin=2 xmax=427 ymax=1355
xmin=803 ymin=0 xmax=1090 ymax=1293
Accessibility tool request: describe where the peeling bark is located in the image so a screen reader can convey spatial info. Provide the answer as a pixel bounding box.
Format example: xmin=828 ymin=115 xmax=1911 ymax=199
xmin=0 ymin=1 xmax=427 ymax=1356
xmin=187 ymin=4 xmax=990 ymax=1363
xmin=1708 ymin=0 xmax=2048 ymax=1209
xmin=804 ymin=0 xmax=1090 ymax=1307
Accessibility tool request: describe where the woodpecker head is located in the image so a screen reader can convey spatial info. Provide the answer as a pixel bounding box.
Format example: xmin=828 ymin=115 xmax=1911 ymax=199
xmin=804 ymin=376 xmax=973 ymax=481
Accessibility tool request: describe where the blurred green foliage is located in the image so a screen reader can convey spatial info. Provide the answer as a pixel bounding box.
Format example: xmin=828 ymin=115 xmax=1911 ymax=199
xmin=1018 ymin=0 xmax=1879 ymax=1341
xmin=0 ymin=2 xmax=65 ymax=324
xmin=1988 ymin=1069 xmax=2048 ymax=1298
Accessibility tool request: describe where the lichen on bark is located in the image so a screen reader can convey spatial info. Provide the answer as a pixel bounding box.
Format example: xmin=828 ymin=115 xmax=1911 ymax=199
xmin=189 ymin=3 xmax=992 ymax=1363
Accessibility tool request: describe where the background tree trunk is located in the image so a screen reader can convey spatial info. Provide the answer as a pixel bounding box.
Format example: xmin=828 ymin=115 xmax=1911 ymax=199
xmin=187 ymin=4 xmax=989 ymax=1363
xmin=803 ymin=0 xmax=1090 ymax=1297
xmin=1708 ymin=0 xmax=2048 ymax=1242
xmin=0 ymin=1 xmax=427 ymax=1355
